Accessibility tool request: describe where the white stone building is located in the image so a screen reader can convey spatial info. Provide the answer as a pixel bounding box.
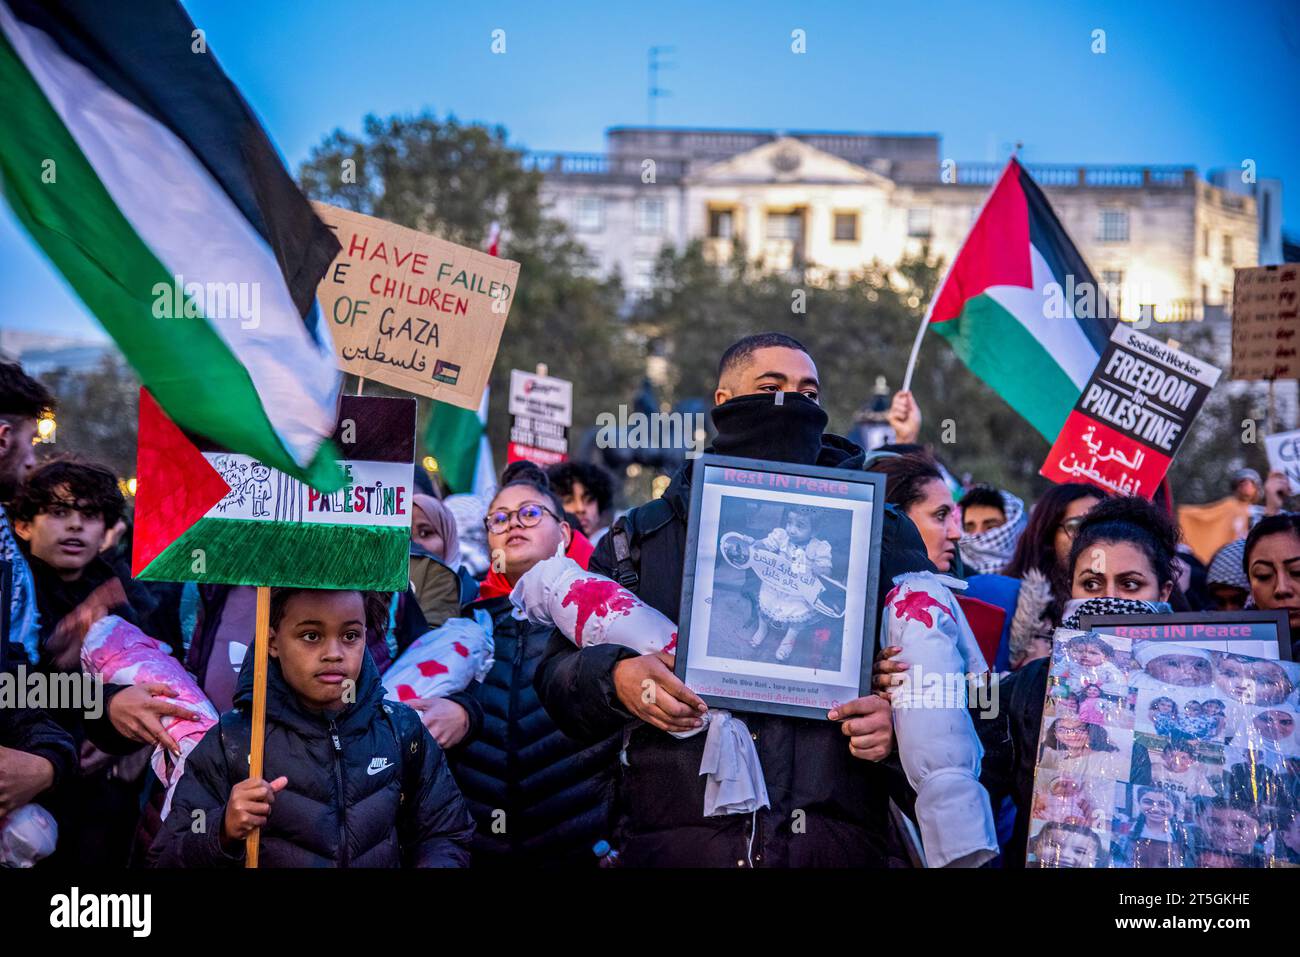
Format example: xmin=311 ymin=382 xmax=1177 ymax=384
xmin=531 ymin=126 xmax=1263 ymax=330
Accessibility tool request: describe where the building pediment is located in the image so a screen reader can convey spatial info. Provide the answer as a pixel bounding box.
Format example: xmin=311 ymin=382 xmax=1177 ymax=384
xmin=686 ymin=137 xmax=893 ymax=188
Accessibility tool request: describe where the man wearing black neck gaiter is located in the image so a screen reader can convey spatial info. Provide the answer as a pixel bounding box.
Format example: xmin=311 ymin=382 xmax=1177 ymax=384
xmin=535 ymin=333 xmax=935 ymax=867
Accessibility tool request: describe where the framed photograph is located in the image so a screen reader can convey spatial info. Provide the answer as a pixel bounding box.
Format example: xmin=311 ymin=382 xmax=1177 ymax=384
xmin=1080 ymin=610 xmax=1292 ymax=661
xmin=673 ymin=454 xmax=884 ymax=720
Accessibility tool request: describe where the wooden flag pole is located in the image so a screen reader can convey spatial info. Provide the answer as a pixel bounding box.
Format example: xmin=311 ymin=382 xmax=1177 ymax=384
xmin=356 ymin=375 xmax=366 ymax=396
xmin=245 ymin=584 xmax=272 ymax=868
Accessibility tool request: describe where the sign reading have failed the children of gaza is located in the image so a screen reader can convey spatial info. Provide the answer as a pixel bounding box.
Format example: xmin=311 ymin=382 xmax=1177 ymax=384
xmin=313 ymin=203 xmax=519 ymax=408
xmin=132 ymin=391 xmax=416 ymax=591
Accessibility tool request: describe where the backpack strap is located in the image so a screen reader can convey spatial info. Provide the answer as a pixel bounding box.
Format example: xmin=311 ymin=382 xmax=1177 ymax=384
xmin=382 ymin=704 xmax=422 ymax=806
xmin=609 ymin=497 xmax=675 ymax=592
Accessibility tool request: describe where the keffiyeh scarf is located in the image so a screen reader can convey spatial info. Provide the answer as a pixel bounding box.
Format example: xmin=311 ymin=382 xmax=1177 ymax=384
xmin=957 ymin=490 xmax=1026 ymax=575
xmin=1061 ymin=596 xmax=1172 ymax=629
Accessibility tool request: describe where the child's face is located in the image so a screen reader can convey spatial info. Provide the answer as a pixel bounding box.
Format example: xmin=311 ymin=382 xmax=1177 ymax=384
xmin=1202 ymin=701 xmax=1224 ymax=716
xmin=1039 ymin=830 xmax=1097 ymax=868
xmin=1249 ymin=661 xmax=1293 ymax=705
xmin=1184 ymin=701 xmax=1202 ymax=716
xmin=1284 ymin=817 xmax=1300 ymax=854
xmin=1071 ymin=642 xmax=1107 ymax=668
xmin=785 ymin=511 xmax=813 ymax=544
xmin=1162 ymin=748 xmax=1194 ymax=772
xmin=1152 ymin=699 xmax=1175 ymax=715
xmin=251 ymin=463 xmax=270 ymax=480
xmin=1213 ymin=658 xmax=1258 ymax=703
xmin=270 ymin=591 xmax=367 ymax=711
xmin=1148 ymin=654 xmax=1212 ymax=687
xmin=1253 ymin=709 xmax=1295 ymax=743
xmin=1053 ymin=717 xmax=1091 ymax=750
xmin=1137 ymin=790 xmax=1175 ymax=826
xmin=14 ymin=484 xmax=107 ymax=580
xmin=1202 ymin=807 xmax=1259 ymax=855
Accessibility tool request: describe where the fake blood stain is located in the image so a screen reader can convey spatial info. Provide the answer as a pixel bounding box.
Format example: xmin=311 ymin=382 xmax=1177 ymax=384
xmin=418 ymin=658 xmax=450 ymax=677
xmin=889 ymin=589 xmax=949 ymax=629
xmin=561 ymin=578 xmax=637 ymax=646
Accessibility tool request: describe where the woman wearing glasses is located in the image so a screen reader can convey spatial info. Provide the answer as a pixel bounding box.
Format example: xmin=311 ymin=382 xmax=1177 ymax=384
xmin=444 ymin=461 xmax=620 ymax=867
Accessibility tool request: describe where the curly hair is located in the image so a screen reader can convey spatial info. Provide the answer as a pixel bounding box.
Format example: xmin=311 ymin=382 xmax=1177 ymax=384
xmin=11 ymin=459 xmax=124 ymax=527
xmin=546 ymin=460 xmax=615 ymax=514
xmin=1067 ymin=495 xmax=1180 ymax=590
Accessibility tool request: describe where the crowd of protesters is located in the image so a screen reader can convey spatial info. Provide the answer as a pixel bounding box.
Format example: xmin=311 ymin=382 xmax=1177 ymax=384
xmin=1 ymin=335 xmax=1298 ymax=870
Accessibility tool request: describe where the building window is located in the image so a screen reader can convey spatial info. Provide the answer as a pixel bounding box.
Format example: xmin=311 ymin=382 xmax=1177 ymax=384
xmin=766 ymin=210 xmax=802 ymax=240
xmin=1202 ymin=228 xmax=1210 ymax=257
xmin=1222 ymin=234 xmax=1233 ymax=265
xmin=636 ymin=197 xmax=665 ymax=235
xmin=907 ymin=207 xmax=932 ymax=238
xmin=1097 ymin=208 xmax=1129 ymax=243
xmin=833 ymin=212 xmax=859 ymax=242
xmin=1201 ymin=283 xmax=1209 ymax=305
xmin=575 ymin=196 xmax=604 ymax=233
xmin=708 ymin=208 xmax=734 ymax=239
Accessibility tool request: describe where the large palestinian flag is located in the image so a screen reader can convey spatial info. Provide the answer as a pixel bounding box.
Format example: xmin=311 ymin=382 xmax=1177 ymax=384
xmin=0 ymin=0 xmax=343 ymax=489
xmin=929 ymin=158 xmax=1116 ymax=441
xmin=132 ymin=392 xmax=415 ymax=591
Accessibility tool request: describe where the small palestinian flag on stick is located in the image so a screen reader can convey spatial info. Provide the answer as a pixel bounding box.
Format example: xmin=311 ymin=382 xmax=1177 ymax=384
xmin=903 ymin=157 xmax=1117 ymax=442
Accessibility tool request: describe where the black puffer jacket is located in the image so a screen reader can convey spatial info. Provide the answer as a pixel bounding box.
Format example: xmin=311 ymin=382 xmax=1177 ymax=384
xmin=149 ymin=647 xmax=474 ymax=868
xmin=446 ymin=594 xmax=619 ymax=866
xmin=535 ymin=436 xmax=935 ymax=867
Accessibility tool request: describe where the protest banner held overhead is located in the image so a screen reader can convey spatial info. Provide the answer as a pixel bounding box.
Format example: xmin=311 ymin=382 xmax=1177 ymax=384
xmin=507 ymin=368 xmax=572 ymax=465
xmin=1040 ymin=325 xmax=1221 ymax=499
xmin=1266 ymin=428 xmax=1300 ymax=492
xmin=313 ymin=203 xmax=519 ymax=408
xmin=1231 ymin=264 xmax=1300 ymax=381
xmin=132 ymin=390 xmax=416 ymax=591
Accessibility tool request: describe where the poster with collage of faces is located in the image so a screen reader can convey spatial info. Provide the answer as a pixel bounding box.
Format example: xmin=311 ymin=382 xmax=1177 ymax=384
xmin=1028 ymin=629 xmax=1300 ymax=868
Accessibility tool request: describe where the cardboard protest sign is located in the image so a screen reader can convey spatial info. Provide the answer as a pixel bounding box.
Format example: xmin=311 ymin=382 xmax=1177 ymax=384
xmin=313 ymin=203 xmax=519 ymax=408
xmin=132 ymin=390 xmax=415 ymax=590
xmin=1027 ymin=628 xmax=1300 ymax=868
xmin=507 ymin=368 xmax=572 ymax=465
xmin=1040 ymin=325 xmax=1220 ymax=498
xmin=1231 ymin=264 xmax=1300 ymax=381
xmin=1265 ymin=428 xmax=1300 ymax=492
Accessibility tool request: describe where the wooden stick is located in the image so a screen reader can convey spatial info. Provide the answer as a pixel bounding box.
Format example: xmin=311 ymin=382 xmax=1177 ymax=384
xmin=356 ymin=375 xmax=366 ymax=396
xmin=245 ymin=585 xmax=272 ymax=868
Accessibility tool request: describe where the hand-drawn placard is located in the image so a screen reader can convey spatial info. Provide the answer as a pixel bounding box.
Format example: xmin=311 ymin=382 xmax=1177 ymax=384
xmin=313 ymin=203 xmax=519 ymax=409
xmin=132 ymin=390 xmax=416 ymax=590
xmin=1231 ymin=264 xmax=1300 ymax=381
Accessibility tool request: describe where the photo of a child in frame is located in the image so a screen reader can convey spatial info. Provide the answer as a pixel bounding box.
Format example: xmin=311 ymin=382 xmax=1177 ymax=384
xmin=707 ymin=494 xmax=852 ymax=669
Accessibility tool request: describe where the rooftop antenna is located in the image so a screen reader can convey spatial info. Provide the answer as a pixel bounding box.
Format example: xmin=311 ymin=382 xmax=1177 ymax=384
xmin=648 ymin=45 xmax=676 ymax=126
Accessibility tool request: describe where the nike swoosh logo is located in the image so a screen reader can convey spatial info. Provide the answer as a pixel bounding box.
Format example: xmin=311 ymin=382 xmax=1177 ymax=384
xmin=366 ymin=760 xmax=392 ymax=775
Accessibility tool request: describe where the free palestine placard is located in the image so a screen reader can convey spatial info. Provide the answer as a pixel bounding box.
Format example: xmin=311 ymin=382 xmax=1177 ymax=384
xmin=132 ymin=390 xmax=415 ymax=590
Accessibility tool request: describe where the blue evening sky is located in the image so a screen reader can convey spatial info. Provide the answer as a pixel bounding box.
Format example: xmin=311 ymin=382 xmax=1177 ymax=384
xmin=3 ymin=0 xmax=1297 ymax=339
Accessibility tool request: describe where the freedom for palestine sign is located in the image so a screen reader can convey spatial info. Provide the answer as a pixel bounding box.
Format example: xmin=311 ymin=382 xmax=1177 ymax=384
xmin=131 ymin=390 xmax=415 ymax=590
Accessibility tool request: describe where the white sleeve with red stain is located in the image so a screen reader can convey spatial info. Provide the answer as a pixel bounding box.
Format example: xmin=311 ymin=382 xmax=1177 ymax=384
xmin=510 ymin=555 xmax=678 ymax=656
xmin=382 ymin=615 xmax=495 ymax=705
xmin=883 ymin=572 xmax=998 ymax=868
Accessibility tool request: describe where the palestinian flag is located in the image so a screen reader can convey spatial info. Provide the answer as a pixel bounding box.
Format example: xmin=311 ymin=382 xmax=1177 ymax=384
xmin=0 ymin=0 xmax=343 ymax=489
xmin=424 ymin=387 xmax=490 ymax=494
xmin=929 ymin=158 xmax=1116 ymax=441
xmin=133 ymin=391 xmax=415 ymax=591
